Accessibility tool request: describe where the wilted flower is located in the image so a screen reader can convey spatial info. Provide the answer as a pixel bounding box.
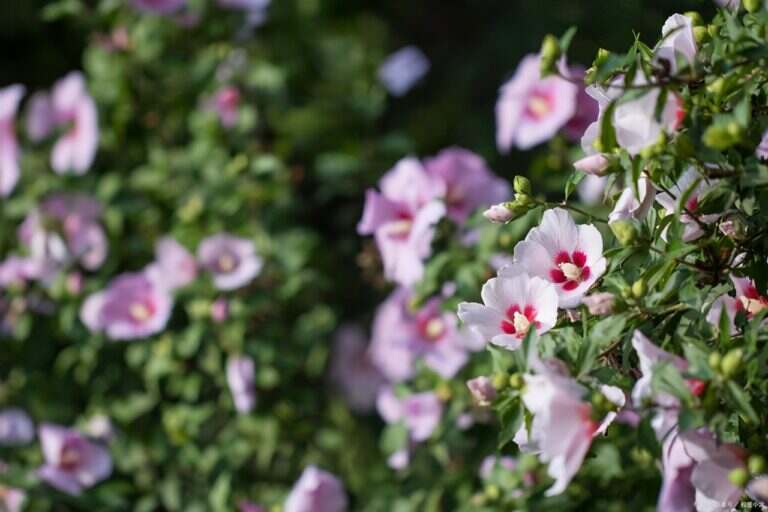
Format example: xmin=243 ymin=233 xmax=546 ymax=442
xmin=502 ymin=208 xmax=606 ymax=308
xmin=496 ymin=54 xmax=579 ymax=151
xmin=608 ymin=177 xmax=656 ymax=224
xmin=197 ymin=234 xmax=263 ymax=291
xmin=80 ymin=271 xmax=173 ymax=341
xmin=655 ymin=14 xmax=698 ymax=74
xmin=369 ymin=289 xmax=478 ymax=381
xmin=19 ymin=193 xmax=108 ymax=274
xmin=131 ymin=0 xmax=187 ymax=14
xmin=146 ymin=237 xmax=197 ymax=291
xmin=581 ymin=292 xmax=615 ymax=316
xmin=357 ymin=158 xmax=445 ymax=287
xmin=466 ymin=376 xmax=497 ymax=407
xmin=329 ymin=325 xmax=385 ymax=413
xmin=0 ymin=408 xmax=34 ymax=446
xmin=378 ymin=46 xmax=430 ymax=97
xmin=377 ymin=388 xmax=443 ymax=443
xmin=49 ymin=72 xmax=98 ymax=175
xmin=284 ymin=466 xmax=348 ymax=512
xmin=37 ymin=424 xmax=112 ymax=496
xmin=458 ymin=272 xmax=558 ymax=350
xmin=226 ymin=355 xmax=256 ymax=414
xmin=655 ymin=167 xmax=720 ymax=242
xmin=521 ymin=349 xmax=624 ymax=496
xmin=0 ymin=84 xmax=24 ymax=197
xmin=424 ymin=147 xmax=510 ymax=223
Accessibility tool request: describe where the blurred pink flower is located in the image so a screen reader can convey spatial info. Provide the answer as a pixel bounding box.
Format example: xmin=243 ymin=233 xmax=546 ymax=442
xmin=502 ymin=208 xmax=606 ymax=308
xmin=25 ymin=91 xmax=55 ymax=142
xmin=655 ymin=14 xmax=698 ymax=75
xmin=211 ymin=298 xmax=229 ymax=323
xmin=378 ymin=46 xmax=430 ymax=97
xmin=358 ymin=157 xmax=445 ymax=286
xmin=0 ymin=85 xmax=24 ymax=197
xmin=563 ymin=69 xmax=599 ymax=142
xmin=19 ymin=193 xmax=108 ymax=274
xmin=146 ymin=237 xmax=198 ymax=291
xmin=197 ymin=234 xmax=263 ymax=291
xmin=0 ymin=483 xmax=25 ymax=512
xmin=377 ymin=387 xmax=442 ymax=443
xmin=284 ymin=466 xmax=347 ymax=512
xmin=210 ymin=86 xmax=241 ymax=128
xmin=37 ymin=424 xmax=112 ymax=496
xmin=131 ymin=0 xmax=186 ymax=14
xmin=80 ymin=271 xmax=173 ymax=340
xmin=226 ymin=355 xmax=256 ymax=414
xmin=458 ymin=272 xmax=558 ymax=350
xmin=496 ymin=54 xmax=579 ymax=151
xmin=756 ymin=130 xmax=768 ymax=160
xmin=424 ymin=147 xmax=510 ymax=223
xmin=466 ymin=376 xmax=496 ymax=407
xmin=329 ymin=325 xmax=385 ymax=413
xmin=479 ymin=455 xmax=517 ymax=479
xmin=0 ymin=408 xmax=34 ymax=446
xmin=370 ymin=289 xmax=479 ymax=382
xmin=50 ymin=72 xmax=98 ymax=175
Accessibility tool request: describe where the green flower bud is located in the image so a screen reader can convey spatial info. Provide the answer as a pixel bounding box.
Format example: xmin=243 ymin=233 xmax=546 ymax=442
xmin=693 ymin=26 xmax=710 ymax=44
xmin=513 ymin=175 xmax=532 ymax=196
xmin=595 ymin=48 xmax=610 ymax=67
xmin=729 ymin=467 xmax=749 ymax=488
xmin=708 ymin=352 xmax=722 ymax=372
xmin=540 ymin=35 xmax=561 ymax=76
xmin=702 ymin=124 xmax=739 ymax=150
xmin=721 ymin=348 xmax=743 ymax=378
xmin=509 ymin=373 xmax=525 ymax=390
xmin=492 ymin=372 xmax=509 ymax=390
xmin=707 ymin=24 xmax=719 ymax=39
xmin=707 ymin=78 xmax=726 ymax=96
xmin=484 ymin=484 xmax=500 ymax=500
xmin=684 ymin=11 xmax=704 ymax=26
xmin=749 ymin=455 xmax=766 ymax=475
xmin=610 ymin=219 xmax=639 ymax=246
xmin=631 ymin=278 xmax=648 ymax=299
xmin=745 ymin=0 xmax=763 ymax=13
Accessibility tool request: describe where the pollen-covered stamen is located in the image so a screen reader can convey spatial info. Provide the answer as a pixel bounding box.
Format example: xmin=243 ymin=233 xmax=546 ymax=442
xmin=217 ymin=253 xmax=237 ymax=273
xmin=130 ymin=302 xmax=151 ymax=322
xmin=525 ymin=92 xmax=554 ymax=120
xmin=549 ymin=251 xmax=591 ymax=291
xmin=59 ymin=439 xmax=83 ymax=471
xmin=500 ymin=304 xmax=538 ymax=337
xmin=386 ymin=211 xmax=414 ymax=240
xmin=423 ymin=318 xmax=446 ymax=341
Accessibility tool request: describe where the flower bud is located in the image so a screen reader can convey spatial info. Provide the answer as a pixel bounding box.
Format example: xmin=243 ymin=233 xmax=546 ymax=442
xmin=749 ymin=455 xmax=766 ymax=475
xmin=707 ymin=24 xmax=719 ymax=39
xmin=540 ymin=35 xmax=561 ymax=76
xmin=595 ymin=48 xmax=610 ymax=68
xmin=684 ymin=11 xmax=704 ymax=26
xmin=610 ymin=219 xmax=639 ymax=246
xmin=492 ymin=372 xmax=508 ymax=390
xmin=707 ymin=78 xmax=726 ymax=96
xmin=745 ymin=0 xmax=763 ymax=13
xmin=508 ymin=373 xmax=524 ymax=390
xmin=719 ymin=217 xmax=748 ymax=241
xmin=729 ymin=467 xmax=749 ymax=488
xmin=513 ymin=176 xmax=532 ymax=196
xmin=631 ymin=279 xmax=647 ymax=299
xmin=708 ymin=352 xmax=722 ymax=372
xmin=582 ymin=292 xmax=616 ymax=316
xmin=484 ymin=203 xmax=515 ymax=224
xmin=693 ymin=26 xmax=710 ymax=44
xmin=573 ymin=154 xmax=611 ymax=176
xmin=721 ymin=348 xmax=743 ymax=378
xmin=467 ymin=376 xmax=497 ymax=407
xmin=703 ymin=124 xmax=740 ymax=150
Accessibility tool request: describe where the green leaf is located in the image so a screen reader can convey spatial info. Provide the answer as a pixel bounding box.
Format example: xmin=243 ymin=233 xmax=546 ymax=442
xmin=497 ymin=399 xmax=524 ymax=450
xmin=651 ymin=362 xmax=693 ymax=407
xmin=578 ymin=314 xmax=627 ymax=377
xmin=726 ymin=381 xmax=759 ymax=424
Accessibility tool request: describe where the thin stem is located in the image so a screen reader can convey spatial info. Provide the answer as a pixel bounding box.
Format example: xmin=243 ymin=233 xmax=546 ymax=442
xmin=545 ymin=201 xmax=608 ymax=224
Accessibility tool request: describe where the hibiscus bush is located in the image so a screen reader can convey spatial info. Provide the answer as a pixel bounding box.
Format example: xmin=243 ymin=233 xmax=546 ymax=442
xmin=3 ymin=0 xmax=767 ymax=511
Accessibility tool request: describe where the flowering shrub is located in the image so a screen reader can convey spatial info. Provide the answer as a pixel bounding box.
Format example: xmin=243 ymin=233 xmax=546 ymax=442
xmin=4 ymin=0 xmax=768 ymax=511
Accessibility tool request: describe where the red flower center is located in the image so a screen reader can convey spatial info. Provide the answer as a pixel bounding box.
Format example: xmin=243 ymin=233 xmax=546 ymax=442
xmin=736 ymin=284 xmax=768 ymax=318
xmin=524 ymin=90 xmax=554 ymax=121
xmin=549 ymin=251 xmax=591 ymax=291
xmin=386 ymin=211 xmax=414 ymax=241
xmin=500 ymin=304 xmax=538 ymax=337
